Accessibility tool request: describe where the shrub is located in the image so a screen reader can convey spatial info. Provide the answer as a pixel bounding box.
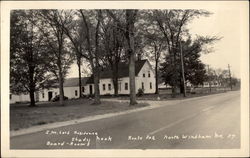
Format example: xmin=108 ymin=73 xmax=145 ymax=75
xmin=35 ymin=121 xmax=47 ymax=125
xmin=137 ymin=88 xmax=144 ymax=97
xmin=103 ymin=93 xmax=112 ymax=97
xmin=87 ymin=94 xmax=94 ymax=98
xmin=81 ymin=94 xmax=87 ymax=98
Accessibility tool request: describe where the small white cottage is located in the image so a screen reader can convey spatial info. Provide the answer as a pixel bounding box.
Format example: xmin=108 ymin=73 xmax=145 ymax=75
xmin=38 ymin=77 xmax=90 ymax=101
xmin=86 ymin=59 xmax=156 ymax=95
xmin=10 ymin=92 xmax=38 ymax=104
xmin=202 ymin=81 xmax=221 ymax=88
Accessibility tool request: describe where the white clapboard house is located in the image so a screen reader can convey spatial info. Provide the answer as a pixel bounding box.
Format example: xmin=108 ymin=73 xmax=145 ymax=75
xmin=10 ymin=59 xmax=156 ymax=103
xmin=85 ymin=59 xmax=156 ymax=95
xmin=38 ymin=77 xmax=90 ymax=102
xmin=10 ymin=77 xmax=90 ymax=103
xmin=10 ymin=92 xmax=38 ymax=104
xmin=202 ymin=81 xmax=221 ymax=88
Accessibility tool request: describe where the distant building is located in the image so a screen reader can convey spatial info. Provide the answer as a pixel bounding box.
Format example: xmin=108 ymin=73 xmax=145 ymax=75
xmin=202 ymin=81 xmax=221 ymax=88
xmin=158 ymin=82 xmax=172 ymax=89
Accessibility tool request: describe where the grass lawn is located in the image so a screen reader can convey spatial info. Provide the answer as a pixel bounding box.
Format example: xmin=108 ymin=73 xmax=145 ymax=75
xmin=10 ymin=99 xmax=149 ymax=131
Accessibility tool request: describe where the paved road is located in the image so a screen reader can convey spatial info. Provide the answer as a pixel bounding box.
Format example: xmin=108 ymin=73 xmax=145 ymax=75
xmin=10 ymin=91 xmax=240 ymax=149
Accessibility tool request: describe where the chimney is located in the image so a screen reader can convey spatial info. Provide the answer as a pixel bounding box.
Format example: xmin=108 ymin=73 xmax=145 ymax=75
xmin=137 ymin=53 xmax=142 ymax=61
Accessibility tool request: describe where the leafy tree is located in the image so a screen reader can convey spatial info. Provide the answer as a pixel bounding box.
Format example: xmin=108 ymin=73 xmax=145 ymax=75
xmin=160 ymin=36 xmax=220 ymax=93
xmin=204 ymin=65 xmax=217 ymax=92
xmin=36 ymin=10 xmax=74 ymax=105
xmin=60 ymin=10 xmax=89 ymax=98
xmin=99 ymin=11 xmax=125 ymax=96
xmin=10 ymin=10 xmax=52 ymax=107
xmin=212 ymin=68 xmax=239 ymax=89
xmin=151 ymin=9 xmax=211 ymax=96
xmin=230 ymin=77 xmax=240 ymax=88
xmin=141 ymin=12 xmax=167 ymax=94
xmin=79 ymin=10 xmax=103 ymax=104
xmin=107 ymin=10 xmax=139 ymax=105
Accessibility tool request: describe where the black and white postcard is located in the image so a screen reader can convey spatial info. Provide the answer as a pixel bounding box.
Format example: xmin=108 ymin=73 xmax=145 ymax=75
xmin=1 ymin=0 xmax=249 ymax=157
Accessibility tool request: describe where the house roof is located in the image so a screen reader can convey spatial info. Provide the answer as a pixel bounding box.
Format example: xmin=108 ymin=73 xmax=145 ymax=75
xmin=86 ymin=59 xmax=147 ymax=84
xmin=64 ymin=77 xmax=90 ymax=87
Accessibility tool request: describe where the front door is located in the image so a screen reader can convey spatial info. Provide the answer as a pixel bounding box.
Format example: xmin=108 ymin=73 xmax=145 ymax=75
xmin=89 ymin=85 xmax=93 ymax=95
xmin=48 ymin=91 xmax=53 ymax=101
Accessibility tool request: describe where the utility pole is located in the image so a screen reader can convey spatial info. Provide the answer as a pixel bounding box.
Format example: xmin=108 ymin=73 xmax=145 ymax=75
xmin=180 ymin=41 xmax=186 ymax=97
xmin=228 ymin=64 xmax=233 ymax=90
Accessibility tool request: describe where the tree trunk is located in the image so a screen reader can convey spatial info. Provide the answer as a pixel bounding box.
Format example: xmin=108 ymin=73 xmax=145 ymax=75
xmin=113 ymin=77 xmax=118 ymax=96
xmin=77 ymin=59 xmax=82 ymax=98
xmin=155 ymin=61 xmax=159 ymax=94
xmin=58 ymin=64 xmax=64 ymax=106
xmin=126 ymin=10 xmax=137 ymax=106
xmin=209 ymin=83 xmax=212 ymax=93
xmin=112 ymin=63 xmax=119 ymax=96
xmin=92 ymin=10 xmax=101 ymax=105
xmin=28 ymin=64 xmax=36 ymax=107
xmin=93 ymin=67 xmax=101 ymax=104
xmin=129 ymin=50 xmax=137 ymax=105
xmin=29 ymin=89 xmax=36 ymax=107
xmin=172 ymin=52 xmax=178 ymax=97
xmin=179 ymin=72 xmax=184 ymax=94
xmin=172 ymin=86 xmax=176 ymax=98
xmin=58 ymin=30 xmax=65 ymax=106
xmin=180 ymin=81 xmax=184 ymax=94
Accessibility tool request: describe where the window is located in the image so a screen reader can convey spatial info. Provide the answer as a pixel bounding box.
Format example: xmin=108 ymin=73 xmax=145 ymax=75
xmin=42 ymin=93 xmax=45 ymax=98
xmin=150 ymin=82 xmax=152 ymax=89
xmin=142 ymin=82 xmax=144 ymax=90
xmin=125 ymin=82 xmax=128 ymax=90
xmin=75 ymin=90 xmax=78 ymax=96
xmin=108 ymin=84 xmax=111 ymax=91
xmin=103 ymin=84 xmax=106 ymax=91
xmin=148 ymin=71 xmax=151 ymax=77
xmin=10 ymin=94 xmax=12 ymax=100
xmin=82 ymin=86 xmax=85 ymax=93
xmin=143 ymin=73 xmax=145 ymax=77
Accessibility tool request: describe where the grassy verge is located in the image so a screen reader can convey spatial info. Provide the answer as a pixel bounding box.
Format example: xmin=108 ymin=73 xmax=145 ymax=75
xmin=117 ymin=88 xmax=238 ymax=101
xmin=136 ymin=91 xmax=226 ymax=101
xmin=10 ymin=99 xmax=149 ymax=131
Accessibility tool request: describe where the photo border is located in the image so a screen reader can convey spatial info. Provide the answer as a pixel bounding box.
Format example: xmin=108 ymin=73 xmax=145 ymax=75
xmin=1 ymin=1 xmax=249 ymax=157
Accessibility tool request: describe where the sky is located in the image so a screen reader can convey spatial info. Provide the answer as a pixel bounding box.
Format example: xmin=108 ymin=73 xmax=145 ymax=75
xmin=67 ymin=7 xmax=245 ymax=79
xmin=189 ymin=8 xmax=242 ymax=78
